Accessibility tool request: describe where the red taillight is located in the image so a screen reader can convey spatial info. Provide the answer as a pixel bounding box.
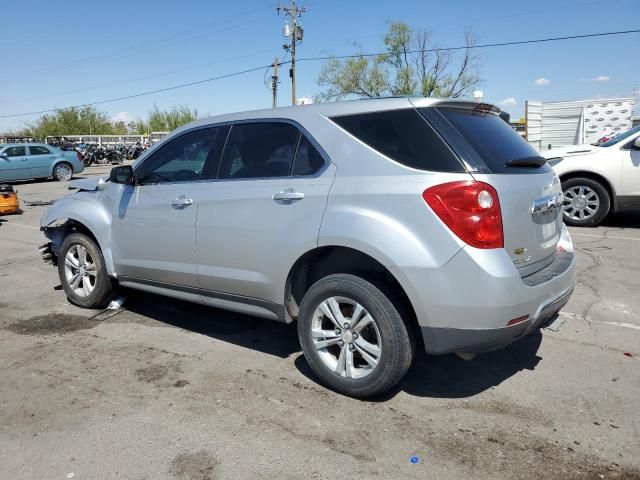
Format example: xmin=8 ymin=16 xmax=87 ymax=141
xmin=422 ymin=181 xmax=504 ymax=249
xmin=76 ymin=152 xmax=82 ymax=162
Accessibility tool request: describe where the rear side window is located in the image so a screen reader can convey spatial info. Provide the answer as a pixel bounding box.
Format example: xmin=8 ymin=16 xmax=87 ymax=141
xmin=218 ymin=123 xmax=299 ymax=179
xmin=435 ymin=107 xmax=549 ymax=174
xmin=29 ymin=146 xmax=51 ymax=155
xmin=331 ymin=109 xmax=464 ymax=172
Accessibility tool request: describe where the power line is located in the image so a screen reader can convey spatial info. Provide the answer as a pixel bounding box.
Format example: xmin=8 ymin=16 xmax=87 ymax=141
xmin=0 ymin=65 xmax=272 ymax=118
xmin=2 ymin=28 xmax=638 ymax=119
xmin=295 ymin=29 xmax=640 ymax=62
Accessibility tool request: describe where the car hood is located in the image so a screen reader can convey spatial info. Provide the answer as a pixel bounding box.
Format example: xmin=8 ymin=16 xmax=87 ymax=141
xmin=69 ymin=175 xmax=109 ymax=191
xmin=540 ymin=144 xmax=601 ymax=159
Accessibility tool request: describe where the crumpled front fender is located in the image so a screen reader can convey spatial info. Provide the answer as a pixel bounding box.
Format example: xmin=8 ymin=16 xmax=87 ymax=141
xmin=40 ymin=191 xmax=115 ymax=275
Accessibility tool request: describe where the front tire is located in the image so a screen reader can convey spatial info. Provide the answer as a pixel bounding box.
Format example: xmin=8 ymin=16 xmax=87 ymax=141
xmin=53 ymin=162 xmax=73 ymax=181
xmin=58 ymin=233 xmax=115 ymax=308
xmin=297 ymin=274 xmax=414 ymax=398
xmin=561 ymin=177 xmax=610 ymax=227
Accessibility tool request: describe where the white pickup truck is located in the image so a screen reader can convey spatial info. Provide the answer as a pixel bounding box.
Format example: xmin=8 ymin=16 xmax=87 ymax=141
xmin=542 ymin=125 xmax=640 ymax=226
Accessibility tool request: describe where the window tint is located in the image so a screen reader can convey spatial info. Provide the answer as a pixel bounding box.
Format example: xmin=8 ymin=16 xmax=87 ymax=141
xmin=435 ymin=107 xmax=549 ymax=174
xmin=292 ymin=135 xmax=324 ymax=176
xmin=29 ymin=146 xmax=51 ymax=155
xmin=331 ymin=109 xmax=464 ymax=172
xmin=3 ymin=146 xmax=26 ymax=157
xmin=218 ymin=123 xmax=299 ymax=179
xmin=136 ymin=127 xmax=220 ymax=184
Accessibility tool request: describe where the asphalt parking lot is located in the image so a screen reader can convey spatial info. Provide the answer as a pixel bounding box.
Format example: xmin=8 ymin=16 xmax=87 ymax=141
xmin=1 ymin=166 xmax=639 ymax=480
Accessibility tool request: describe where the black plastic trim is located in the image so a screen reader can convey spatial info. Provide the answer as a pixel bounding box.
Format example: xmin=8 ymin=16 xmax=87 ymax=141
xmin=118 ymin=275 xmax=286 ymax=322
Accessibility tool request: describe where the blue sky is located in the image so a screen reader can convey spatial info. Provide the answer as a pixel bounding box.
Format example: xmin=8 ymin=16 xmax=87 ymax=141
xmin=1 ymin=0 xmax=638 ymax=131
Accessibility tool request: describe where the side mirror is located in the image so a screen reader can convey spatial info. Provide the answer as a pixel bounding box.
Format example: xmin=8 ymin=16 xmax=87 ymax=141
xmin=109 ymin=165 xmax=135 ymax=185
xmin=0 ymin=154 xmax=8 ymax=160
xmin=634 ymin=137 xmax=640 ymax=149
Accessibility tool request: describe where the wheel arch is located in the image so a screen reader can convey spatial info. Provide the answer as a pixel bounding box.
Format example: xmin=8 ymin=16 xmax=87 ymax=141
xmin=41 ymin=196 xmax=114 ymax=275
xmin=559 ymin=170 xmax=618 ymax=212
xmin=284 ymin=245 xmax=421 ymax=342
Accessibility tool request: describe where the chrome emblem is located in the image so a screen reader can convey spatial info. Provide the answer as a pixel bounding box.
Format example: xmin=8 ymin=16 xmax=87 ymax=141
xmin=532 ymin=193 xmax=564 ymax=215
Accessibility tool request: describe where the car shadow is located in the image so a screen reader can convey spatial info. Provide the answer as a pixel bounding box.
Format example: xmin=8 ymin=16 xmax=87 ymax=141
xmin=119 ymin=291 xmax=300 ymax=359
xmin=119 ymin=290 xmax=543 ymax=400
xmin=603 ymin=209 xmax=640 ymax=228
xmin=295 ymin=332 xmax=543 ymax=400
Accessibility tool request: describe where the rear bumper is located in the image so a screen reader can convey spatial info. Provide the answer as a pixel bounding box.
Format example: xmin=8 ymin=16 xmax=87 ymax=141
xmin=390 ymin=238 xmax=576 ymax=355
xmin=419 ymin=285 xmax=573 ymax=354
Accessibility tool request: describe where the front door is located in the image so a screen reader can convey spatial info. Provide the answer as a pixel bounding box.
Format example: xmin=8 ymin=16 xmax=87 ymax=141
xmin=0 ymin=146 xmax=29 ymax=181
xmin=195 ymin=122 xmax=335 ymax=305
xmin=111 ymin=126 xmax=225 ymax=287
xmin=27 ymin=145 xmax=56 ymax=178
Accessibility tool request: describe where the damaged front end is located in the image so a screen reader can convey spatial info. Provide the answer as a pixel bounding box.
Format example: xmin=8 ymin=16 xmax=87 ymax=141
xmin=39 ymin=241 xmax=58 ymax=266
xmin=38 ymin=221 xmax=83 ymax=268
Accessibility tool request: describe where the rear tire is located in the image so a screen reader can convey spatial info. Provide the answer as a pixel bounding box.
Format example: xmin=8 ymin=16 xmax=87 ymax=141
xmin=58 ymin=233 xmax=115 ymax=308
xmin=52 ymin=162 xmax=73 ymax=181
xmin=297 ymin=274 xmax=414 ymax=398
xmin=561 ymin=177 xmax=610 ymax=227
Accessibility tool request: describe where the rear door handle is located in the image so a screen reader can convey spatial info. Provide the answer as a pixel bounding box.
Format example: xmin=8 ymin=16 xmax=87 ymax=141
xmin=170 ymin=196 xmax=193 ymax=209
xmin=273 ymin=190 xmax=304 ymax=202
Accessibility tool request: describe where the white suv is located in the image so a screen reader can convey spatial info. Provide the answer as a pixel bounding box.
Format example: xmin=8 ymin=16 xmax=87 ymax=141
xmin=543 ymin=125 xmax=640 ymax=226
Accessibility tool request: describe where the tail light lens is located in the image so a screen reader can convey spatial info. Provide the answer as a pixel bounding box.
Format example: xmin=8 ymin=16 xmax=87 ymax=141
xmin=423 ymin=181 xmax=503 ymax=249
xmin=76 ymin=152 xmax=82 ymax=162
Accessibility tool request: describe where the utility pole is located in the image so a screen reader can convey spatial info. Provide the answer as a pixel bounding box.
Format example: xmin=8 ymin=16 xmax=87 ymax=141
xmin=271 ymin=57 xmax=279 ymax=108
xmin=277 ymin=1 xmax=305 ymax=106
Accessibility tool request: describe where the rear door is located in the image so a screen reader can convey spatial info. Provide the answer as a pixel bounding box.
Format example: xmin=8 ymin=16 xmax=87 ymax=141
xmin=27 ymin=145 xmax=56 ymax=178
xmin=428 ymin=105 xmax=563 ymax=275
xmin=0 ymin=146 xmax=30 ymax=181
xmin=195 ymin=121 xmax=335 ymax=304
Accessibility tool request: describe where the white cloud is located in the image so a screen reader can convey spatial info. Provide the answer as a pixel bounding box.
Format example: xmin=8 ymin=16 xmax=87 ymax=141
xmin=499 ymin=97 xmax=517 ymax=107
xmin=534 ymin=78 xmax=550 ymax=86
xmin=592 ymin=75 xmax=611 ymax=82
xmin=111 ymin=111 xmax=133 ymax=124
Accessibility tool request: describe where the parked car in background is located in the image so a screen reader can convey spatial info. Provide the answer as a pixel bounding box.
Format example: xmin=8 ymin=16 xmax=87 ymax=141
xmin=40 ymin=98 xmax=575 ymax=398
xmin=542 ymin=125 xmax=640 ymax=226
xmin=0 ymin=143 xmax=84 ymax=182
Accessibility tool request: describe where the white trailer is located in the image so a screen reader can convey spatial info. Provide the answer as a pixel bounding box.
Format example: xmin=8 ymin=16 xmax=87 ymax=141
xmin=525 ymin=97 xmax=635 ymax=150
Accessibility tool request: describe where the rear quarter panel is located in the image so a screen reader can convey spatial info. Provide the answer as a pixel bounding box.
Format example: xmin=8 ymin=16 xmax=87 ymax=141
xmin=319 ymin=173 xmax=469 ymax=268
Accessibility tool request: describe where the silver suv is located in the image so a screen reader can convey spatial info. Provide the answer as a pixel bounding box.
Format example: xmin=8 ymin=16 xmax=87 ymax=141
xmin=40 ymin=97 xmax=576 ymax=398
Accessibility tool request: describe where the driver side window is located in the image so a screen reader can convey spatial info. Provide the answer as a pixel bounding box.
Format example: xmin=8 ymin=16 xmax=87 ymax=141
xmin=136 ymin=127 xmax=220 ymax=184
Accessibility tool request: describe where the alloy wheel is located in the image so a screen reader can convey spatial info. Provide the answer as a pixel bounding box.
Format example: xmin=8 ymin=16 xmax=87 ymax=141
xmin=311 ymin=296 xmax=382 ymax=379
xmin=55 ymin=163 xmax=72 ymax=181
xmin=563 ymin=185 xmax=600 ymax=221
xmin=64 ymin=245 xmax=97 ymax=297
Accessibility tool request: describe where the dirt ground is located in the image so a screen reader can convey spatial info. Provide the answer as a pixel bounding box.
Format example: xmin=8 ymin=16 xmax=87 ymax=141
xmin=1 ymin=166 xmax=639 ymax=479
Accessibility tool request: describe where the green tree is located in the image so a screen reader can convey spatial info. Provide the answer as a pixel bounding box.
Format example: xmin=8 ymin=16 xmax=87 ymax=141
xmin=317 ymin=22 xmax=481 ymax=101
xmin=112 ymin=121 xmax=128 ymax=135
xmin=136 ymin=104 xmax=201 ymax=133
xmin=23 ymin=106 xmax=118 ymax=138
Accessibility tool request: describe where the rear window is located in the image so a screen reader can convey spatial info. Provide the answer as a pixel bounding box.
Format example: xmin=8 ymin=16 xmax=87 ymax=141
xmin=434 ymin=107 xmax=549 ymax=174
xmin=331 ymin=109 xmax=465 ymax=172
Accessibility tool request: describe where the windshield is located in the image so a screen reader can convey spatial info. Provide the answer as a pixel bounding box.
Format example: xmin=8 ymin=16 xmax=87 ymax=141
xmin=599 ymin=125 xmax=640 ymax=147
